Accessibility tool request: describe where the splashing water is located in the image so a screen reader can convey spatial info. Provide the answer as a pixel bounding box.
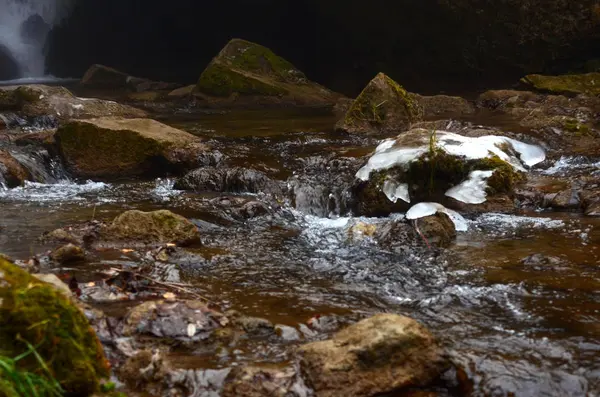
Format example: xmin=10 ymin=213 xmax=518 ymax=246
xmin=0 ymin=0 xmax=74 ymax=77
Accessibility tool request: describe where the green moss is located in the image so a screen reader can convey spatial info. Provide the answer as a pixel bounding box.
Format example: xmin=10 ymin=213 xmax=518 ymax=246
xmin=521 ymin=73 xmax=600 ymax=96
xmin=343 ymin=73 xmax=421 ymax=129
xmin=474 ymin=155 xmax=524 ymax=194
xmin=197 ymin=62 xmax=287 ymax=97
xmin=562 ymin=118 xmax=593 ymax=136
xmin=57 ymin=122 xmax=168 ymax=177
xmin=0 ymin=257 xmax=110 ymax=396
xmin=224 ymin=39 xmax=305 ymax=82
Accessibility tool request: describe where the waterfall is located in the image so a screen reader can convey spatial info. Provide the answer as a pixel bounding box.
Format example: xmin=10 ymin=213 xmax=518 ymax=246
xmin=0 ymin=0 xmax=74 ymax=78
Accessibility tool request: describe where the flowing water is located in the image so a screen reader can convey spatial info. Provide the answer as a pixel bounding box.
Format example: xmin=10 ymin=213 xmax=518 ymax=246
xmin=1 ymin=109 xmax=599 ymax=396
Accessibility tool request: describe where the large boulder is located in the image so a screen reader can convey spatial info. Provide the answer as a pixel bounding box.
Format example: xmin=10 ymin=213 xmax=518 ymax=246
xmin=0 ymin=84 xmax=147 ymax=120
xmin=335 ymin=73 xmax=422 ymax=135
xmin=174 ymin=166 xmax=283 ymax=196
xmin=298 ymin=314 xmax=446 ymax=397
xmin=55 ymin=117 xmax=209 ymax=178
xmin=352 ymin=128 xmax=545 ymax=216
xmin=0 ymin=150 xmax=29 ymax=188
xmin=521 ymin=73 xmax=600 ymax=96
xmin=0 ymin=256 xmax=110 ymax=395
xmin=195 ymin=38 xmax=343 ymax=107
xmin=80 ymin=64 xmax=180 ymax=92
xmin=105 ymin=209 xmax=201 ymax=246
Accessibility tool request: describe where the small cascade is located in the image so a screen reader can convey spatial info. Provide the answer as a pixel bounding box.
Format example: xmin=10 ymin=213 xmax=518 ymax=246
xmin=0 ymin=113 xmax=58 ymax=131
xmin=10 ymin=149 xmax=68 ymax=184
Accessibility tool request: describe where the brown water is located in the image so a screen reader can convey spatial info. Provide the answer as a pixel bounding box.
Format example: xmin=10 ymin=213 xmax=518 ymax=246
xmin=1 ymin=109 xmax=599 ymax=396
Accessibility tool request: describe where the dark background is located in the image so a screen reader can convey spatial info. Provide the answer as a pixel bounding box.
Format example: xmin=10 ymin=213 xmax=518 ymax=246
xmin=44 ymin=0 xmax=600 ymax=96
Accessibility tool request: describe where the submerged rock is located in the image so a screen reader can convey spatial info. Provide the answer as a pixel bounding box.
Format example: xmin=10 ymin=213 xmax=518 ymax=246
xmin=0 ymin=149 xmax=29 ymax=187
xmin=56 ymin=117 xmax=209 ymax=178
xmin=0 ymin=256 xmax=110 ymax=395
xmin=335 ymin=72 xmax=422 ymax=135
xmin=50 ymin=243 xmax=86 ymax=264
xmin=175 ymin=166 xmax=283 ymax=195
xmin=106 ymin=210 xmax=201 ymax=246
xmin=352 ymin=128 xmax=544 ymax=216
xmin=521 ymin=73 xmax=600 ymax=96
xmin=0 ymin=84 xmax=147 ymax=120
xmin=195 ymin=38 xmax=342 ymax=107
xmin=298 ymin=314 xmax=446 ymax=397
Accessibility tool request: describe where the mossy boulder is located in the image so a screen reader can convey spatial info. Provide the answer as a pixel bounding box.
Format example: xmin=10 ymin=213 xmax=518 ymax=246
xmin=414 ymin=94 xmax=475 ymax=117
xmin=0 ymin=256 xmax=110 ymax=395
xmin=105 ymin=210 xmax=201 ymax=246
xmin=55 ymin=117 xmax=209 ymax=178
xmin=0 ymin=84 xmax=147 ymax=120
xmin=352 ymin=129 xmax=532 ymax=216
xmin=521 ymin=73 xmax=600 ymax=96
xmin=195 ymin=38 xmax=342 ymax=107
xmin=298 ymin=314 xmax=447 ymax=397
xmin=0 ymin=150 xmax=29 ymax=188
xmin=335 ymin=73 xmax=422 ymax=135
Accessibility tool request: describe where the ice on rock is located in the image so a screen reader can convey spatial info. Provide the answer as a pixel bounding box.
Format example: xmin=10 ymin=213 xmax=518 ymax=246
xmin=356 ymin=130 xmax=545 ymax=181
xmin=406 ymin=202 xmax=469 ymax=231
xmin=445 ymin=170 xmax=494 ymax=204
xmin=383 ymin=179 xmax=410 ymax=203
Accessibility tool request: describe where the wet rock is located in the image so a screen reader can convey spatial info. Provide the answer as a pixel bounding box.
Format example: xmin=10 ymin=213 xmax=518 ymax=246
xmin=50 ymin=243 xmax=86 ymax=264
xmin=195 ymin=38 xmax=342 ymax=108
xmin=352 ymin=128 xmax=536 ymax=216
xmin=580 ymin=189 xmax=600 ymax=216
xmin=275 ymin=325 xmax=302 ymax=342
xmin=168 ymin=84 xmax=196 ymax=99
xmin=0 ymin=84 xmax=147 ymax=120
xmin=546 ymin=188 xmax=581 ymax=210
xmin=175 ymin=166 xmax=283 ymax=196
xmin=44 ymin=228 xmax=79 ymax=244
xmin=222 ymin=365 xmax=306 ymax=397
xmin=374 ymin=216 xmax=455 ymax=251
xmin=298 ymin=314 xmax=447 ymax=397
xmin=227 ymin=311 xmax=276 ymax=337
xmin=56 ymin=117 xmax=209 ymax=178
xmin=32 ymin=273 xmax=73 ymax=296
xmin=335 ymin=72 xmax=422 ymax=135
xmin=306 ymin=315 xmax=341 ymax=334
xmin=0 ymin=149 xmax=29 ymax=187
xmin=521 ymin=254 xmax=565 ymax=267
xmin=80 ymin=64 xmax=180 ymax=93
xmin=521 ymin=73 xmax=600 ymax=96
xmin=414 ymin=94 xmax=475 ymax=117
xmin=412 ymin=213 xmax=457 ymax=247
xmin=121 ymin=300 xmax=226 ymax=341
xmin=0 ymin=256 xmax=110 ymax=395
xmin=106 ymin=210 xmax=201 ymax=246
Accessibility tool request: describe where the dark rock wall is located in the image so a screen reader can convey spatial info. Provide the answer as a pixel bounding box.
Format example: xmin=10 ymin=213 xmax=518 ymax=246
xmin=45 ymin=0 xmax=600 ymax=95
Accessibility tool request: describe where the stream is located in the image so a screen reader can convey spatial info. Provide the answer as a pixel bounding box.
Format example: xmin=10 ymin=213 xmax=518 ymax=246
xmin=1 ymin=108 xmax=599 ymax=396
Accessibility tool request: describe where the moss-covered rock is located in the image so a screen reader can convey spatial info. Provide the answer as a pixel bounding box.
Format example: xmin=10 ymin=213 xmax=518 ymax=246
xmin=55 ymin=117 xmax=209 ymax=178
xmin=0 ymin=84 xmax=147 ymax=120
xmin=195 ymin=39 xmax=343 ymax=107
xmin=0 ymin=256 xmax=110 ymax=395
xmin=335 ymin=73 xmax=422 ymax=135
xmin=106 ymin=210 xmax=201 ymax=246
xmin=414 ymin=94 xmax=475 ymax=117
xmin=352 ymin=129 xmax=530 ymax=216
xmin=0 ymin=150 xmax=29 ymax=188
xmin=521 ymin=73 xmax=600 ymax=96
xmin=298 ymin=314 xmax=447 ymax=397
xmin=50 ymin=243 xmax=86 ymax=264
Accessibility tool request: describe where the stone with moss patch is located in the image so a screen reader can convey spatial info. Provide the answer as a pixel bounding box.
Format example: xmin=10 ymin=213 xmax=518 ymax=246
xmin=56 ymin=117 xmax=209 ymax=178
xmin=0 ymin=150 xmax=30 ymax=188
xmin=335 ymin=73 xmax=423 ymax=135
xmin=521 ymin=73 xmax=600 ymax=96
xmin=106 ymin=209 xmax=201 ymax=246
xmin=195 ymin=39 xmax=342 ymax=107
xmin=0 ymin=256 xmax=110 ymax=395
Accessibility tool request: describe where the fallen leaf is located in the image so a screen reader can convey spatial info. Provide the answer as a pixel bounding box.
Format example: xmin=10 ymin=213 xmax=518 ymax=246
xmin=121 ymin=249 xmax=134 ymax=253
xmin=166 ymin=243 xmax=176 ymax=247
xmin=87 ymin=282 xmax=95 ymax=287
xmin=163 ymin=292 xmax=176 ymax=301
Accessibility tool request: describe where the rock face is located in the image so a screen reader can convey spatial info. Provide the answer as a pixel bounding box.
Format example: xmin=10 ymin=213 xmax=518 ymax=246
xmin=298 ymin=314 xmax=446 ymax=397
xmin=80 ymin=64 xmax=180 ymax=92
xmin=0 ymin=44 xmax=19 ymax=81
xmin=521 ymin=73 xmax=600 ymax=96
xmin=0 ymin=150 xmax=29 ymax=187
xmin=195 ymin=38 xmax=342 ymax=107
xmin=55 ymin=117 xmax=208 ymax=178
xmin=175 ymin=166 xmax=283 ymax=195
xmin=106 ymin=210 xmax=201 ymax=246
xmin=0 ymin=256 xmax=110 ymax=395
xmin=335 ymin=73 xmax=422 ymax=135
xmin=0 ymin=84 xmax=147 ymax=120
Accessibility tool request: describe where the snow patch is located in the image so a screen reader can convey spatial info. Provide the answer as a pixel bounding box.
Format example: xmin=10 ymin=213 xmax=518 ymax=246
xmin=383 ymin=179 xmax=410 ymax=203
xmin=445 ymin=170 xmax=494 ymax=204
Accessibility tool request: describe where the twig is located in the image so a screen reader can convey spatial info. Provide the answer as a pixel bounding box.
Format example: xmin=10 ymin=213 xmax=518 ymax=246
xmin=413 ymin=219 xmax=432 ymax=250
